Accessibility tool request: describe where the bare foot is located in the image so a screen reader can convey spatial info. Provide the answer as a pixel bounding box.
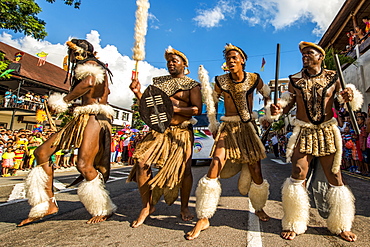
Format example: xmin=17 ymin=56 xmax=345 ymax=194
xmin=86 ymin=214 xmax=113 ymax=224
xmin=180 ymin=207 xmax=194 ymax=221
xmin=17 ymin=199 xmax=59 ymax=227
xmin=186 ymin=218 xmax=210 ymax=240
xmin=281 ymin=230 xmax=296 ymax=240
xmin=131 ymin=206 xmax=155 ymax=228
xmin=255 ymin=210 xmax=270 ymax=222
xmin=340 ymin=231 xmax=357 ymax=242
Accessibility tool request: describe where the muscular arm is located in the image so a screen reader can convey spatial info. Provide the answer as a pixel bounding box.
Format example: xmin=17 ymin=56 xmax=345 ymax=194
xmin=129 ymin=78 xmax=142 ymax=100
xmin=173 ymin=85 xmax=202 ymax=117
xmin=282 ymin=83 xmax=296 ymax=114
xmin=63 ymin=75 xmax=95 ymax=102
xmin=256 ymin=76 xmax=271 ymax=105
xmin=213 ymin=83 xmax=222 ymax=113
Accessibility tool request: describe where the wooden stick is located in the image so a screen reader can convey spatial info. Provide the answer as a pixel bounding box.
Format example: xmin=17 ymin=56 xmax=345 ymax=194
xmin=274 ymin=43 xmax=281 ymax=105
xmin=334 ymin=54 xmax=360 ymax=135
xmin=43 ymin=101 xmax=57 ymax=132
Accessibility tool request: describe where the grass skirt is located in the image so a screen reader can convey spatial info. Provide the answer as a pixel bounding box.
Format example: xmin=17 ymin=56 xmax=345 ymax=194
xmin=128 ymin=123 xmax=193 ymax=205
xmin=211 ymin=117 xmax=266 ymax=165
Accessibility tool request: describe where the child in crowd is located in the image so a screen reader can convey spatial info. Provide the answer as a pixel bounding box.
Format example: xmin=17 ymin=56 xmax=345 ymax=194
xmin=342 ymin=126 xmax=354 ymax=170
xmin=13 ymin=146 xmax=25 ymax=175
xmin=2 ymin=147 xmax=15 ymax=177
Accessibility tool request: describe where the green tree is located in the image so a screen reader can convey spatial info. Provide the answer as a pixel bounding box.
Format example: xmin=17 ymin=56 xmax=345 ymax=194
xmin=0 ymin=52 xmax=12 ymax=79
xmin=0 ymin=0 xmax=81 ymax=40
xmin=131 ymin=97 xmax=145 ymax=130
xmin=324 ymin=47 xmax=355 ymax=70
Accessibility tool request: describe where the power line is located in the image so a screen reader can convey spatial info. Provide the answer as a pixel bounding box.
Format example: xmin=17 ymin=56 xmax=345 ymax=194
xmin=147 ymin=49 xmax=297 ymax=64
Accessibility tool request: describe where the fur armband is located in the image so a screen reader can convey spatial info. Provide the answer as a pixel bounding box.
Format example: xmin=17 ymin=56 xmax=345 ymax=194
xmin=337 ymin=84 xmax=363 ymax=112
xmin=74 ymin=63 xmax=105 ymax=85
xmin=258 ymin=84 xmax=271 ymax=98
xmin=264 ymin=91 xmax=292 ymax=122
xmin=48 ymin=93 xmax=70 ymax=114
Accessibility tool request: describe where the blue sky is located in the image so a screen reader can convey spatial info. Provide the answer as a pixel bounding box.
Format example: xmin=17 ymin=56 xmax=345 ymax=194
xmin=0 ymin=0 xmax=345 ymax=109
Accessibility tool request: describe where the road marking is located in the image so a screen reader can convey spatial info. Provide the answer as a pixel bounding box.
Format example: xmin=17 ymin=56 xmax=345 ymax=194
xmin=342 ymin=170 xmax=370 ymax=181
xmin=246 ymin=198 xmax=263 ymax=247
xmin=53 ymin=179 xmax=67 ymax=191
xmin=0 ymin=175 xmax=128 ymax=207
xmin=7 ymin=183 xmax=25 ymax=201
xmin=111 ymin=171 xmax=130 ymax=175
xmin=271 ymin=159 xmax=287 ymax=165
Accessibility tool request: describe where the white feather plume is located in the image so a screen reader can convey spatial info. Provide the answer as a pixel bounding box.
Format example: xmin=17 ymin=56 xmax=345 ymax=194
xmin=132 ymin=0 xmax=150 ymax=61
xmin=198 ymin=65 xmax=219 ymax=134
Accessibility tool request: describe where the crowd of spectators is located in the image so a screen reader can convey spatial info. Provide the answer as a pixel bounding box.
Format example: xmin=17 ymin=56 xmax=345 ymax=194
xmin=338 ymin=105 xmax=370 ymax=176
xmin=0 ymin=125 xmax=149 ymax=177
xmin=1 ymin=88 xmax=48 ymax=111
xmin=0 ymin=127 xmax=80 ymax=177
xmin=265 ymin=104 xmax=370 ymax=177
xmin=110 ymin=132 xmax=146 ymax=166
xmin=343 ymin=16 xmax=370 ymax=54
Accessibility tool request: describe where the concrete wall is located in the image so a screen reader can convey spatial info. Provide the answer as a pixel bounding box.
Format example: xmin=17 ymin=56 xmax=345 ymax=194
xmin=343 ymin=48 xmax=370 ymax=112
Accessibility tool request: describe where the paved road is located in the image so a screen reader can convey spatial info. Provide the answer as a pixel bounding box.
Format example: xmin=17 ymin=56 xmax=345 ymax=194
xmin=0 ymin=155 xmax=369 ymax=247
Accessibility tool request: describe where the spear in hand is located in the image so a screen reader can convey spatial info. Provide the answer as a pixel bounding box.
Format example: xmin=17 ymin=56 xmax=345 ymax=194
xmin=132 ymin=0 xmax=150 ymax=80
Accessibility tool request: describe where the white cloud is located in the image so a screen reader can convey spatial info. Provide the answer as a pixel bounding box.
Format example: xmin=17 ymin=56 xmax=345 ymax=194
xmin=193 ymin=0 xmax=236 ymax=28
xmin=0 ymin=30 xmax=167 ymax=109
xmin=195 ymin=0 xmax=345 ymax=36
xmin=148 ymin=13 xmax=160 ymax=30
xmin=240 ymin=0 xmax=345 ymax=35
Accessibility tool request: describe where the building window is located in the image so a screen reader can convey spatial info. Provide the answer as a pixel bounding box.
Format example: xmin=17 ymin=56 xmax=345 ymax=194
xmin=114 ymin=110 xmax=119 ymax=119
xmin=122 ymin=113 xmax=128 ymax=121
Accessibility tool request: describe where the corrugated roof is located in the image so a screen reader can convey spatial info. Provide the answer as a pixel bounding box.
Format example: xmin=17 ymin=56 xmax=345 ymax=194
xmin=0 ymin=42 xmax=69 ymax=91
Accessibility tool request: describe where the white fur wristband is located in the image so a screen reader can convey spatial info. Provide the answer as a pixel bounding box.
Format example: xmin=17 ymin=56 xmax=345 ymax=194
xmin=337 ymin=84 xmax=363 ymax=112
xmin=48 ymin=93 xmax=70 ymax=114
xmin=264 ymin=91 xmax=292 ymax=122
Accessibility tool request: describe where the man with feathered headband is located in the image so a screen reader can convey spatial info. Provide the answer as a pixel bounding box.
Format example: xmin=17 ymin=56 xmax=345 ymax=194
xmin=128 ymin=46 xmax=202 ymax=227
xmin=18 ymin=39 xmax=116 ymax=226
xmin=186 ymin=44 xmax=271 ymax=240
xmin=268 ymin=41 xmax=359 ymax=242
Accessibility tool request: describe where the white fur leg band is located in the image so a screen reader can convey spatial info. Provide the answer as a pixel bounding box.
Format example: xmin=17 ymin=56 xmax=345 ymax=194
xmin=281 ymin=177 xmax=310 ymax=235
xmin=337 ymin=84 xmax=363 ymax=112
xmin=326 ymin=185 xmax=355 ymax=234
xmin=25 ymin=166 xmax=50 ymax=218
xmin=78 ymin=172 xmax=117 ymax=217
xmin=195 ymin=175 xmax=222 ymax=219
xmin=249 ymin=179 xmax=270 ymax=211
xmin=48 ymin=93 xmax=70 ymax=114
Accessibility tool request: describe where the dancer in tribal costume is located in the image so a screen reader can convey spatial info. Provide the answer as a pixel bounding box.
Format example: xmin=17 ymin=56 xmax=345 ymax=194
xmin=18 ymin=39 xmax=116 ymax=226
xmin=187 ymin=44 xmax=271 ymax=240
xmin=268 ymin=41 xmax=360 ymax=242
xmin=128 ymin=46 xmax=202 ymax=228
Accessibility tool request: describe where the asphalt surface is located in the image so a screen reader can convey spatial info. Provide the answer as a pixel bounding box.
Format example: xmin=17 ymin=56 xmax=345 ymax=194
xmin=0 ymin=155 xmax=369 ymax=247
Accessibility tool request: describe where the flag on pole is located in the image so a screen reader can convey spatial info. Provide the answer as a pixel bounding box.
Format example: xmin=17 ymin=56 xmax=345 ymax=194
xmin=260 ymin=57 xmax=266 ymax=71
xmin=36 ymin=51 xmax=48 ymax=66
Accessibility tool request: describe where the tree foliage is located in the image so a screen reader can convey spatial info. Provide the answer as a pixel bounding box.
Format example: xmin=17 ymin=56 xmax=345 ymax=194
xmin=0 ymin=52 xmax=12 ymax=79
xmin=131 ymin=97 xmax=145 ymax=130
xmin=0 ymin=0 xmax=81 ymax=40
xmin=324 ymin=47 xmax=356 ymax=70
